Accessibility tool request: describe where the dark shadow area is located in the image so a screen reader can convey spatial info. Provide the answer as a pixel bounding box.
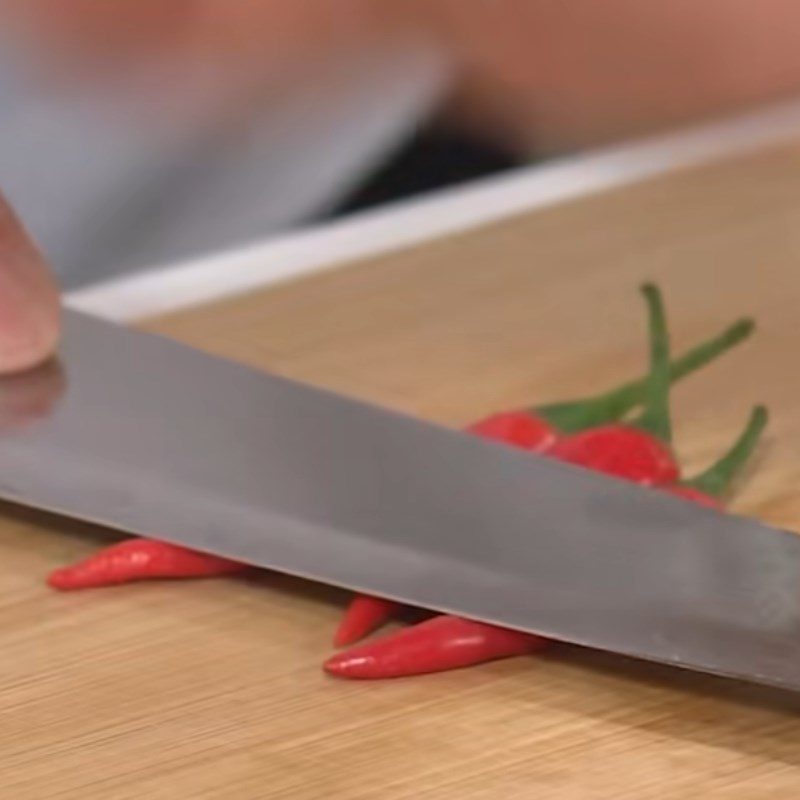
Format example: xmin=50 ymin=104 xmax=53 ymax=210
xmin=325 ymin=125 xmax=523 ymax=218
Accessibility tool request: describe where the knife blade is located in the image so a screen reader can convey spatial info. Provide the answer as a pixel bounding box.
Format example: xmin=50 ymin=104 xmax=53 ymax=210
xmin=0 ymin=309 xmax=798 ymax=691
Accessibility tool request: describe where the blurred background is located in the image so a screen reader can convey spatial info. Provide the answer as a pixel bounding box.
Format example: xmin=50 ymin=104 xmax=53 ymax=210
xmin=2 ymin=1 xmax=800 ymax=289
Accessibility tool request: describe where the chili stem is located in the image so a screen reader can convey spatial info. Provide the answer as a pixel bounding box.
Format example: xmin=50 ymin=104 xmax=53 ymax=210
xmin=636 ymin=284 xmax=672 ymax=442
xmin=537 ymin=317 xmax=754 ymax=432
xmin=686 ymin=406 xmax=768 ymax=498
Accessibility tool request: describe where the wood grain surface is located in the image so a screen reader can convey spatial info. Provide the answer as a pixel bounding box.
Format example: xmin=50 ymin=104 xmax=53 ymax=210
xmin=3 ymin=144 xmax=800 ymax=799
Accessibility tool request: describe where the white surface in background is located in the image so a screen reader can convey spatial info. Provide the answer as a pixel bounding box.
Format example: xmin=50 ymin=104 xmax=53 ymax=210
xmin=67 ymin=98 xmax=800 ymax=321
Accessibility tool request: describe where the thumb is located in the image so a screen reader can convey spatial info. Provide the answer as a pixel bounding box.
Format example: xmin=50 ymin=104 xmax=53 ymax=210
xmin=0 ymin=196 xmax=60 ymax=373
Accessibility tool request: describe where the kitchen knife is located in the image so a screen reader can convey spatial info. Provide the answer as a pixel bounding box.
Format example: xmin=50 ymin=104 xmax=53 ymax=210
xmin=0 ymin=309 xmax=798 ymax=691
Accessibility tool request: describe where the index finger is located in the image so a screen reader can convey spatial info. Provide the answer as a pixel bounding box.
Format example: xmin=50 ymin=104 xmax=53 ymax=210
xmin=0 ymin=194 xmax=60 ymax=373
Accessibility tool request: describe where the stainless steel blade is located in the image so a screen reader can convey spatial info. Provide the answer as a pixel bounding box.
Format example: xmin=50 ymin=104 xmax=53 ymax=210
xmin=0 ymin=309 xmax=798 ymax=691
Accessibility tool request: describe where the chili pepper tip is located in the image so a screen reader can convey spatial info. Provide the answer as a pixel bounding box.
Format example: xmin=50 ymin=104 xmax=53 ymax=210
xmin=46 ymin=568 xmax=75 ymax=591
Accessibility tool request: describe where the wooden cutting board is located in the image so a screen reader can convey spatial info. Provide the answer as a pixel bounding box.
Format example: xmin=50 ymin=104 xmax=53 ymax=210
xmin=3 ymin=143 xmax=800 ymax=799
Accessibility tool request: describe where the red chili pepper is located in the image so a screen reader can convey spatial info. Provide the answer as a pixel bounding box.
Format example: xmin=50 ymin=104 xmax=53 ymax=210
xmin=467 ymin=411 xmax=557 ymax=451
xmin=663 ymin=405 xmax=768 ymax=510
xmin=549 ymin=435 xmax=675 ymax=483
xmin=47 ymin=538 xmax=248 ymax=590
xmin=663 ymin=484 xmax=725 ymax=510
xmin=325 ymin=614 xmax=548 ymax=679
xmin=333 ymin=595 xmax=401 ymax=647
xmin=549 ymin=284 xmax=679 ymax=486
xmin=550 ymin=425 xmax=678 ymax=486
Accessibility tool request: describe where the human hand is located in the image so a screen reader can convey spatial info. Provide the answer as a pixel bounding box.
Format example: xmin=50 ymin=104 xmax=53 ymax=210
xmin=0 ymin=193 xmax=60 ymax=373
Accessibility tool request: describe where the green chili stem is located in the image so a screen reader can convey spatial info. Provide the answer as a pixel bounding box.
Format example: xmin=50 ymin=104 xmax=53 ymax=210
xmin=634 ymin=284 xmax=672 ymax=442
xmin=536 ymin=318 xmax=753 ymax=433
xmin=686 ymin=406 xmax=768 ymax=498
